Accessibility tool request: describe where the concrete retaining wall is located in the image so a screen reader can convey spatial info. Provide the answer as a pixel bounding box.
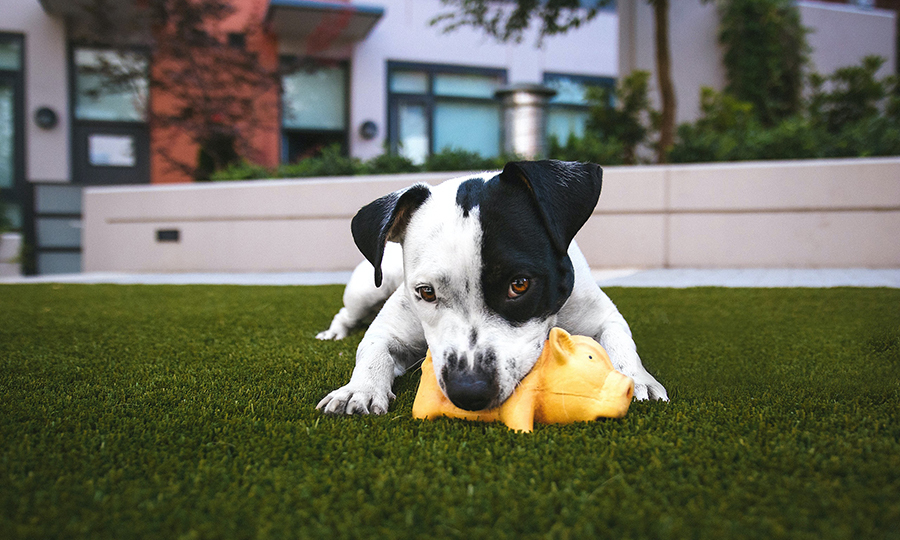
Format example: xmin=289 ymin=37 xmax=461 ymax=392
xmin=83 ymin=158 xmax=900 ymax=273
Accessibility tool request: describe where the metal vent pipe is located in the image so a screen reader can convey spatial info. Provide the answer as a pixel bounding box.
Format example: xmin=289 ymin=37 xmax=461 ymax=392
xmin=495 ymin=84 xmax=557 ymax=159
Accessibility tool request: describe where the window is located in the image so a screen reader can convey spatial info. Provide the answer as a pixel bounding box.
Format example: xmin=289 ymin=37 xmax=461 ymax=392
xmin=281 ymin=60 xmax=348 ymax=163
xmin=74 ymin=47 xmax=148 ymax=122
xmin=543 ymin=73 xmax=614 ymax=144
xmin=388 ymin=63 xmax=506 ymax=164
xmin=1 ymin=34 xmax=24 ymax=230
xmin=71 ymin=46 xmax=150 ymax=185
xmin=0 ymin=38 xmax=22 ymax=71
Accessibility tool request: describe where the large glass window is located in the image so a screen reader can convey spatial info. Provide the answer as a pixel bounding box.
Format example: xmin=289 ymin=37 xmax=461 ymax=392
xmin=388 ymin=63 xmax=505 ymax=164
xmin=1 ymin=34 xmax=24 ymax=230
xmin=281 ymin=60 xmax=348 ymax=162
xmin=0 ymin=82 xmax=13 ymax=192
xmin=543 ymin=73 xmax=614 ymax=144
xmin=0 ymin=39 xmax=22 ymax=71
xmin=74 ymin=48 xmax=148 ymax=122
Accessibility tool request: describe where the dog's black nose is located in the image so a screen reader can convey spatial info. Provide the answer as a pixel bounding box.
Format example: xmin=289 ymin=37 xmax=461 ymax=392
xmin=444 ymin=369 xmax=495 ymax=411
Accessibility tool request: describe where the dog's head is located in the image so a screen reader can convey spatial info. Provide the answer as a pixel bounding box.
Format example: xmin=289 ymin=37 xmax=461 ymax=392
xmin=352 ymin=160 xmax=603 ymax=411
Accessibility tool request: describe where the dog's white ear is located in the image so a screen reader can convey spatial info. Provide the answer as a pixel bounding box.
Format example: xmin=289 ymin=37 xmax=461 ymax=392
xmin=351 ymin=183 xmax=431 ymax=287
xmin=500 ymin=160 xmax=602 ymax=254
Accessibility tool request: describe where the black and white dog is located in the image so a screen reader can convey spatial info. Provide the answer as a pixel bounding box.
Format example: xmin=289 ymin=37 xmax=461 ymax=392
xmin=316 ymin=160 xmax=667 ymax=415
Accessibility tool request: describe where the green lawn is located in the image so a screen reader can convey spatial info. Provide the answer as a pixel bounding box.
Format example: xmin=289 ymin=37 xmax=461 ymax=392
xmin=1 ymin=284 xmax=898 ymax=539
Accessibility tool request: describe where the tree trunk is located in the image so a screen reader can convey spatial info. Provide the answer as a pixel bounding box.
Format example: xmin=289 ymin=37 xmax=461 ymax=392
xmin=652 ymin=0 xmax=675 ymax=163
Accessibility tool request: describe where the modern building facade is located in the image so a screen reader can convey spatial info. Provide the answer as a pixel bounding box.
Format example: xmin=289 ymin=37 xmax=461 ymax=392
xmin=1 ymin=0 xmax=896 ymax=275
xmin=1 ymin=0 xmax=619 ymax=273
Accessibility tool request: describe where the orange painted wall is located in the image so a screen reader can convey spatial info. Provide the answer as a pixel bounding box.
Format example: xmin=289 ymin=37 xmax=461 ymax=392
xmin=150 ymin=0 xmax=280 ymax=183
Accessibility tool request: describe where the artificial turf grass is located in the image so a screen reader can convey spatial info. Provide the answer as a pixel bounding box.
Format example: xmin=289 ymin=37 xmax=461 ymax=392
xmin=1 ymin=285 xmax=898 ymax=539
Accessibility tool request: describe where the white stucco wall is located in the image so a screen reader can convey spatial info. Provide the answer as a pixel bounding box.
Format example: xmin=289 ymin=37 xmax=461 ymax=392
xmin=83 ymin=158 xmax=900 ymax=273
xmin=348 ymin=0 xmax=619 ymax=160
xmin=800 ymin=1 xmax=897 ymax=78
xmin=0 ymin=0 xmax=70 ymax=183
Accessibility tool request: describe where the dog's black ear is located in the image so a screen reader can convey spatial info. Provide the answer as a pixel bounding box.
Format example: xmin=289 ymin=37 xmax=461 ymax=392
xmin=499 ymin=160 xmax=602 ymax=254
xmin=351 ymin=183 xmax=431 ymax=287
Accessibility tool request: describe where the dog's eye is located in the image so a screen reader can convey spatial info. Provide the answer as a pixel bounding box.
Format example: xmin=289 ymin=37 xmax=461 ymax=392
xmin=508 ymin=277 xmax=530 ymax=299
xmin=417 ymin=285 xmax=437 ymax=303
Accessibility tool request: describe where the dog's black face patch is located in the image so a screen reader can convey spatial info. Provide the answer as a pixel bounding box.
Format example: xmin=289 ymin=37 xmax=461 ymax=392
xmin=457 ymin=175 xmax=575 ymax=324
xmin=456 ymin=178 xmax=484 ymax=218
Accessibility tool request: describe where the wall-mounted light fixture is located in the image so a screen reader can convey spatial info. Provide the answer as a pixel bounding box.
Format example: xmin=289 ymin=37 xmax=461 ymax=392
xmin=34 ymin=107 xmax=59 ymax=130
xmin=359 ymin=120 xmax=378 ymax=140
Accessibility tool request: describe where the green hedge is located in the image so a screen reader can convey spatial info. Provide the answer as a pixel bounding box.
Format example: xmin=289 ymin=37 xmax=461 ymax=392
xmin=553 ymin=56 xmax=900 ymax=165
xmin=211 ymin=146 xmax=516 ymax=181
xmin=669 ymin=57 xmax=900 ymax=163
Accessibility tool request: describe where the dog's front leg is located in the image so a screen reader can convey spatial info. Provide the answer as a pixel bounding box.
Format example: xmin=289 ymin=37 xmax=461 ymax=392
xmin=561 ymin=247 xmax=669 ymax=401
xmin=595 ymin=312 xmax=669 ymax=402
xmin=316 ymin=289 xmax=426 ymax=415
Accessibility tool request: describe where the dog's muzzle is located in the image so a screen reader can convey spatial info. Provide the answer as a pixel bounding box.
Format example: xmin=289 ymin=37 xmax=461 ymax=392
xmin=441 ymin=350 xmax=499 ymax=411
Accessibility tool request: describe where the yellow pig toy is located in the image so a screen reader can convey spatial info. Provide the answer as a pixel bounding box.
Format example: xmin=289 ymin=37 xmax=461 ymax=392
xmin=413 ymin=327 xmax=635 ymax=432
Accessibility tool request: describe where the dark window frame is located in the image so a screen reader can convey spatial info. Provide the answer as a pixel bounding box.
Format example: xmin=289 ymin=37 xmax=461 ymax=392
xmin=279 ymin=56 xmax=350 ymax=163
xmin=387 ymin=61 xmax=507 ymax=160
xmin=68 ymin=43 xmax=151 ymax=186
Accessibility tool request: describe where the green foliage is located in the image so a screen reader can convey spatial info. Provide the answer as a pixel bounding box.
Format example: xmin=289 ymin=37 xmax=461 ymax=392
xmin=423 ymin=147 xmax=503 ymax=172
xmin=209 ymin=160 xmax=274 ymax=181
xmin=2 ymin=284 xmax=899 ymax=538
xmin=808 ymin=56 xmax=893 ymax=134
xmin=717 ymin=0 xmax=809 ymax=126
xmin=196 ymin=132 xmax=241 ymax=181
xmin=431 ymin=0 xmax=610 ymax=45
xmin=276 ymin=144 xmax=363 ymax=178
xmin=209 ymin=145 xmax=512 ymax=181
xmin=548 ymin=132 xmax=626 ymax=166
xmin=360 ymin=151 xmax=420 ymax=175
xmin=0 ymin=192 xmax=13 ymax=234
xmin=670 ymin=58 xmax=900 ymax=163
xmin=669 ymin=87 xmax=819 ymax=163
xmin=548 ymin=71 xmax=658 ymax=165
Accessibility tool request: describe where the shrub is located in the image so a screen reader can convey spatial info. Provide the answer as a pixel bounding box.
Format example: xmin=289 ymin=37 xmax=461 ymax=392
xmin=210 ymin=145 xmax=520 ymax=181
xmin=548 ymin=70 xmax=658 ymax=165
xmin=717 ymin=0 xmax=809 ymax=126
xmin=423 ymin=148 xmax=501 ymax=172
xmin=669 ymin=56 xmax=900 ymax=163
xmin=209 ymin=160 xmax=273 ymax=181
xmin=548 ymin=133 xmax=626 ymax=166
xmin=0 ymin=196 xmax=12 ymax=233
xmin=276 ymin=144 xmax=363 ymax=178
xmin=360 ymin=152 xmax=420 ymax=175
xmin=808 ymin=55 xmax=893 ymax=134
xmin=588 ymin=70 xmax=658 ymax=164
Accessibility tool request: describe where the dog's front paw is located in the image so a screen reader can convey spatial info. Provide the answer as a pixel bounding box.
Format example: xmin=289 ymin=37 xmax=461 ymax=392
xmin=631 ymin=372 xmax=669 ymax=402
xmin=316 ymin=384 xmax=396 ymax=415
xmin=316 ymin=328 xmax=348 ymax=341
xmin=316 ymin=308 xmax=355 ymax=341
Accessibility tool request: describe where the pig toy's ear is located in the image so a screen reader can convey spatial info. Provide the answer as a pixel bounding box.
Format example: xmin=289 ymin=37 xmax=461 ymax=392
xmin=548 ymin=327 xmax=575 ymax=365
